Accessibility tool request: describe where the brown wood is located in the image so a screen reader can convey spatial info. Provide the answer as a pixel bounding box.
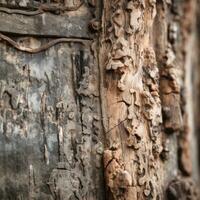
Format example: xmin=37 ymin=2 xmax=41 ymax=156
xmin=0 ymin=0 xmax=199 ymax=199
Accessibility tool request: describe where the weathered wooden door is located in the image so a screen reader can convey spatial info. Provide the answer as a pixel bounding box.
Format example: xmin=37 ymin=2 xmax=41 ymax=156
xmin=0 ymin=0 xmax=200 ymax=200
xmin=0 ymin=1 xmax=105 ymax=199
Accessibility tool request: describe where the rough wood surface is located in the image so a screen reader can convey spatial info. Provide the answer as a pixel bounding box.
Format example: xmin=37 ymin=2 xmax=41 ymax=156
xmin=100 ymin=0 xmax=200 ymax=199
xmin=0 ymin=0 xmax=199 ymax=199
xmin=0 ymin=38 xmax=105 ymax=199
xmin=0 ymin=10 xmax=91 ymax=38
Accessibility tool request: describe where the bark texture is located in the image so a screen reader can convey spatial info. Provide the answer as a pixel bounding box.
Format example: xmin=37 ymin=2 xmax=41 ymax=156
xmin=0 ymin=0 xmax=199 ymax=200
xmin=100 ymin=0 xmax=200 ymax=199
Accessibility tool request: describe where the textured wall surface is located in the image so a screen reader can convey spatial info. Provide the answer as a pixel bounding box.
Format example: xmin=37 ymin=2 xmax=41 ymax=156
xmin=0 ymin=1 xmax=105 ymax=199
xmin=100 ymin=0 xmax=200 ymax=199
xmin=0 ymin=0 xmax=199 ymax=200
xmin=0 ymin=40 xmax=105 ymax=199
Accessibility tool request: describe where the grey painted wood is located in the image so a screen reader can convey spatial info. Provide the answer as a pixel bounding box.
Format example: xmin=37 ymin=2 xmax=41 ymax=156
xmin=0 ymin=10 xmax=92 ymax=38
xmin=0 ymin=40 xmax=104 ymax=199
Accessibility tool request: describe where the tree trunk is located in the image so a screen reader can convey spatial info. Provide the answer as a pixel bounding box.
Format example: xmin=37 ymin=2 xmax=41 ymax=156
xmin=0 ymin=0 xmax=199 ymax=200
